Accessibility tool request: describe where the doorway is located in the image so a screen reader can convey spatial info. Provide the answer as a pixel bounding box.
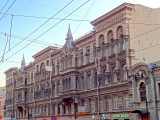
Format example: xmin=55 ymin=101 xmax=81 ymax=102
xmin=141 ymin=114 xmax=147 ymax=120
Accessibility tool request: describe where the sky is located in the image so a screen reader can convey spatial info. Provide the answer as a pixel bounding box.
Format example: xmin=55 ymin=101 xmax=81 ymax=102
xmin=0 ymin=0 xmax=160 ymax=87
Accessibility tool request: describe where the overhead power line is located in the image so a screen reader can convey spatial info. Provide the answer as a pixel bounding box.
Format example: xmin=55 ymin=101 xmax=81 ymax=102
xmin=0 ymin=0 xmax=91 ymax=65
xmin=73 ymin=0 xmax=96 ymax=34
xmin=0 ymin=0 xmax=74 ymax=58
xmin=26 ymin=0 xmax=91 ymax=20
xmin=0 ymin=12 xmax=91 ymax=22
xmin=0 ymin=0 xmax=10 ymax=13
xmin=0 ymin=0 xmax=16 ymax=21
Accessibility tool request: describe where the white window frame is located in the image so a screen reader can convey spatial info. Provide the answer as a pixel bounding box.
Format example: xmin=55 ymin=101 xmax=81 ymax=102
xmin=114 ymin=99 xmax=118 ymax=109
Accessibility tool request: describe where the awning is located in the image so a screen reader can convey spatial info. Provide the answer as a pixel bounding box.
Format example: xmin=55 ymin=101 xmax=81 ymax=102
xmin=132 ymin=110 xmax=150 ymax=114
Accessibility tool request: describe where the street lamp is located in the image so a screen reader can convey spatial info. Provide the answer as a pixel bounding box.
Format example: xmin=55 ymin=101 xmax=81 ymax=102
xmin=139 ymin=84 xmax=150 ymax=120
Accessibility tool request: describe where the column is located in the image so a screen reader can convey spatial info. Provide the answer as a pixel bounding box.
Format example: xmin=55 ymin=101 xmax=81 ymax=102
xmin=124 ymin=35 xmax=130 ymax=69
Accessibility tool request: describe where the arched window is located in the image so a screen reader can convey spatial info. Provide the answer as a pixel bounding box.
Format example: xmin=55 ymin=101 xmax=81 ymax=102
xmin=139 ymin=82 xmax=146 ymax=102
xmin=36 ymin=65 xmax=39 ymax=73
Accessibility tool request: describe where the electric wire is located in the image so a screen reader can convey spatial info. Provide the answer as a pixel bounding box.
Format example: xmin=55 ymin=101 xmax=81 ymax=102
xmin=0 ymin=0 xmax=16 ymax=21
xmin=26 ymin=0 xmax=91 ymax=20
xmin=9 ymin=15 xmax=13 ymax=50
xmin=0 ymin=0 xmax=10 ymax=13
xmin=0 ymin=13 xmax=91 ymax=22
xmin=73 ymin=0 xmax=96 ymax=34
xmin=0 ymin=0 xmax=74 ymax=58
xmin=0 ymin=35 xmax=9 ymax=62
xmin=0 ymin=31 xmax=62 ymax=47
xmin=0 ymin=0 xmax=91 ymax=65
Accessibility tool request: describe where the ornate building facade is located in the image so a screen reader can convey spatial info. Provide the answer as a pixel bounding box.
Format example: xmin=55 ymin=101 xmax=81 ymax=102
xmin=4 ymin=3 xmax=160 ymax=120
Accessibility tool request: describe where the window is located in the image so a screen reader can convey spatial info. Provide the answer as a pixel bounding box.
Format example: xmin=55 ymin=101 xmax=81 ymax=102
xmin=52 ymin=64 xmax=55 ymax=75
xmin=94 ymin=72 xmax=97 ymax=88
xmin=87 ymin=74 xmax=91 ymax=89
xmin=122 ymin=38 xmax=126 ymax=50
xmin=57 ymin=83 xmax=60 ymax=95
xmin=95 ymin=98 xmax=98 ymax=112
xmin=123 ymin=94 xmax=128 ymax=108
xmin=113 ymin=96 xmax=118 ymax=109
xmin=158 ymin=83 xmax=160 ymax=99
xmin=139 ymin=82 xmax=146 ymax=102
xmin=113 ymin=69 xmax=118 ymax=83
xmin=112 ymin=40 xmax=116 ymax=54
xmin=75 ymin=58 xmax=78 ymax=67
xmin=52 ymin=105 xmax=55 ymax=115
xmin=81 ymin=51 xmax=83 ymax=65
xmin=0 ymin=101 xmax=1 ymax=106
xmin=81 ymin=99 xmax=84 ymax=106
xmin=48 ymin=105 xmax=50 ymax=115
xmin=103 ymin=97 xmax=109 ymax=110
xmin=76 ymin=77 xmax=78 ymax=89
xmin=58 ymin=104 xmax=60 ymax=114
xmin=81 ymin=76 xmax=84 ymax=90
xmin=87 ymin=99 xmax=91 ymax=112
xmin=57 ymin=62 xmax=60 ymax=73
xmin=63 ymin=104 xmax=66 ymax=114
xmin=86 ymin=48 xmax=90 ymax=63
xmin=68 ymin=104 xmax=71 ymax=114
xmin=103 ymin=46 xmax=107 ymax=57
xmin=52 ymin=84 xmax=55 ymax=97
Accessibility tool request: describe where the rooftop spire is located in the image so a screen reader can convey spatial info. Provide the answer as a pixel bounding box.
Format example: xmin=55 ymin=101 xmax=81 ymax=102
xmin=65 ymin=24 xmax=75 ymax=49
xmin=66 ymin=23 xmax=73 ymax=40
xmin=20 ymin=54 xmax=26 ymax=72
xmin=21 ymin=54 xmax=25 ymax=66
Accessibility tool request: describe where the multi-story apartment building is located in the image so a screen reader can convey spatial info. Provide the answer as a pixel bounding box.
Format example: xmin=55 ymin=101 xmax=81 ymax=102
xmin=0 ymin=86 xmax=6 ymax=120
xmin=4 ymin=2 xmax=160 ymax=120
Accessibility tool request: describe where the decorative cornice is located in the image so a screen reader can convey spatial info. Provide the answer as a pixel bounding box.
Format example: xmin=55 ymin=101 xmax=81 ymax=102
xmin=91 ymin=3 xmax=134 ymax=26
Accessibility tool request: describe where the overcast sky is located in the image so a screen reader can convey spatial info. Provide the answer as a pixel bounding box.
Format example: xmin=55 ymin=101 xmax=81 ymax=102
xmin=0 ymin=0 xmax=160 ymax=87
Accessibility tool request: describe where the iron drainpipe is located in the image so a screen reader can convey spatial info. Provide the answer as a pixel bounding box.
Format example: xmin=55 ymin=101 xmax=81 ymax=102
xmin=150 ymin=69 xmax=159 ymax=120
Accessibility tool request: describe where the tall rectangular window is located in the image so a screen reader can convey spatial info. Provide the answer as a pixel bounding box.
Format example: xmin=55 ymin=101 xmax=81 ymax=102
xmin=113 ymin=96 xmax=118 ymax=109
xmin=81 ymin=77 xmax=84 ymax=90
xmin=95 ymin=98 xmax=98 ymax=112
xmin=87 ymin=99 xmax=91 ymax=112
xmin=75 ymin=58 xmax=78 ymax=67
xmin=52 ymin=105 xmax=55 ymax=115
xmin=76 ymin=77 xmax=78 ymax=90
xmin=81 ymin=52 xmax=83 ymax=65
xmin=123 ymin=94 xmax=128 ymax=109
xmin=103 ymin=97 xmax=109 ymax=110
xmin=58 ymin=104 xmax=60 ymax=114
xmin=158 ymin=83 xmax=160 ymax=99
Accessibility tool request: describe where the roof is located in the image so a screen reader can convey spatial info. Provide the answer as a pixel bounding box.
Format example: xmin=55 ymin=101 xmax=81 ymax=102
xmin=91 ymin=2 xmax=134 ymax=26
